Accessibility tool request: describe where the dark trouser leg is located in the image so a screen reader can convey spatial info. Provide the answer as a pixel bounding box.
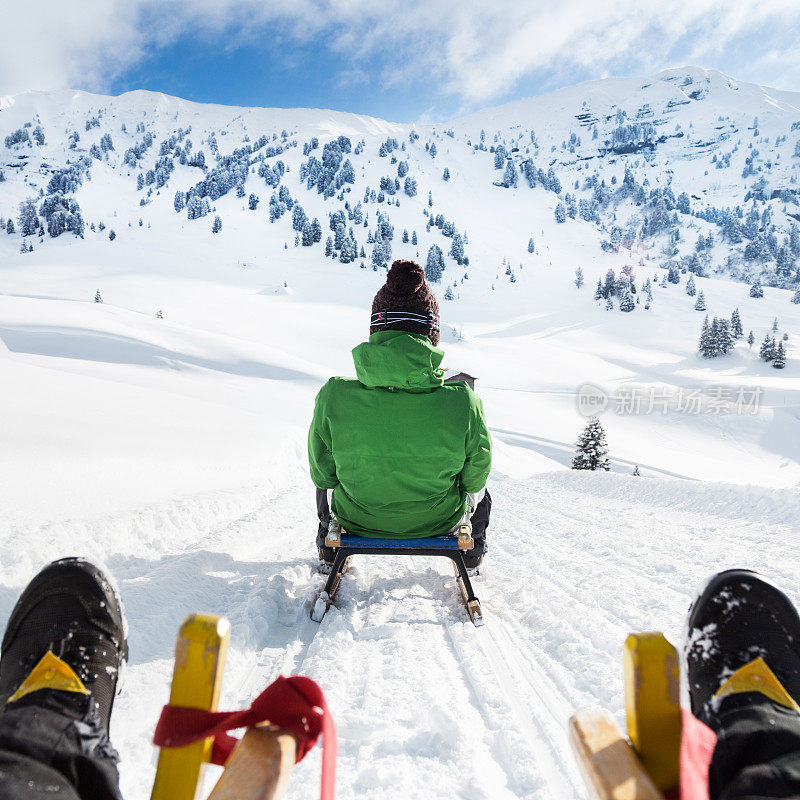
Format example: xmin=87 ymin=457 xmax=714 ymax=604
xmin=315 ymin=488 xmax=335 ymax=563
xmin=463 ymin=490 xmax=492 ymax=569
xmin=709 ymin=695 xmax=800 ymax=800
xmin=0 ymin=692 xmax=123 ymax=800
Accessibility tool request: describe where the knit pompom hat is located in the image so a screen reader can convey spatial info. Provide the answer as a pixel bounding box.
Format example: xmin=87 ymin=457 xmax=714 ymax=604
xmin=370 ymin=260 xmax=440 ymax=347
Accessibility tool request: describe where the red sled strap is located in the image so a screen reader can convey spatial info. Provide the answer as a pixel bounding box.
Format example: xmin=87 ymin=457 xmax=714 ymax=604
xmin=153 ymin=674 xmax=336 ymax=800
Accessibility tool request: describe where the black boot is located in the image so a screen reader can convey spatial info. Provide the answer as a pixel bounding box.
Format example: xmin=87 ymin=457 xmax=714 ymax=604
xmin=0 ymin=558 xmax=128 ymax=730
xmin=684 ymin=568 xmax=800 ymax=730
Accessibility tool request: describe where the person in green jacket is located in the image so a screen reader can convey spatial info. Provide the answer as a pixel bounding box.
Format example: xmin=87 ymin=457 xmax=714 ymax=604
xmin=308 ymin=259 xmax=492 ymax=571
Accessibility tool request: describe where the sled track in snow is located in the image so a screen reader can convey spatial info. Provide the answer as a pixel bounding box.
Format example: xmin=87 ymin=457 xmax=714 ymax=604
xmin=299 ymin=553 xmax=587 ymax=799
xmin=476 ymin=615 xmax=583 ymax=798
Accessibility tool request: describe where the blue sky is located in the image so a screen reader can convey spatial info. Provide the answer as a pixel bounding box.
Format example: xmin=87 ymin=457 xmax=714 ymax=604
xmin=3 ymin=1 xmax=800 ymax=121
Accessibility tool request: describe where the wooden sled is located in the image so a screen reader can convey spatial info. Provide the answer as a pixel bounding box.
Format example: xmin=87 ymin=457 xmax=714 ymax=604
xmin=313 ymin=521 xmax=482 ymax=625
xmin=569 ymin=632 xmax=681 ymax=800
xmin=150 ymin=614 xmax=297 ymax=800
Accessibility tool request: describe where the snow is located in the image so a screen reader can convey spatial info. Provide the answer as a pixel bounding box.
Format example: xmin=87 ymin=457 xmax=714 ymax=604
xmin=0 ymin=69 xmax=799 ymax=798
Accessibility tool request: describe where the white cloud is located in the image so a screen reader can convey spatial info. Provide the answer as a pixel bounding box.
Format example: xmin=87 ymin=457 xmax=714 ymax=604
xmin=1 ymin=0 xmax=798 ymax=108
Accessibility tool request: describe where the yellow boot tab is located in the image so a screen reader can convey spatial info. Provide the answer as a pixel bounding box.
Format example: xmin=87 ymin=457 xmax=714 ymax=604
xmin=8 ymin=651 xmax=89 ymax=703
xmin=714 ymin=657 xmax=800 ymax=712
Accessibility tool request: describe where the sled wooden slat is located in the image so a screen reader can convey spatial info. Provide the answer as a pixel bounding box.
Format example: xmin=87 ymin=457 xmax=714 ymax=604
xmin=624 ymin=633 xmax=681 ymax=793
xmin=569 ymin=710 xmax=665 ymax=800
xmin=207 ymin=725 xmax=297 ymax=800
xmin=151 ymin=614 xmax=231 ymax=800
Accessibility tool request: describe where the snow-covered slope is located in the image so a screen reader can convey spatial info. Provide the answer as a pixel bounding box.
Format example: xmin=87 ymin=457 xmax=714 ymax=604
xmin=0 ymin=68 xmax=799 ymax=799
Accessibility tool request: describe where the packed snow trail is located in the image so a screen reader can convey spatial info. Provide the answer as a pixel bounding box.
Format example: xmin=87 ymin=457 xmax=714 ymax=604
xmin=2 ymin=467 xmax=799 ymax=799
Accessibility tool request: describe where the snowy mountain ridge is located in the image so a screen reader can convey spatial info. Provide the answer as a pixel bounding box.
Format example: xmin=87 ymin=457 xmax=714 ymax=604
xmin=1 ymin=65 xmax=799 ymax=293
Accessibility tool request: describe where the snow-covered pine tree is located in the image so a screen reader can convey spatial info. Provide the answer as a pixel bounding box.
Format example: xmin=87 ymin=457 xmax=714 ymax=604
xmin=731 ymin=309 xmax=743 ymax=338
xmin=574 ymin=268 xmax=584 ymax=288
xmin=411 ymin=231 xmax=418 ymax=245
xmin=698 ymin=316 xmax=711 ymax=356
xmin=605 ymin=297 xmax=614 ymax=310
xmin=443 ymin=167 xmax=450 ymax=181
xmin=747 ymin=331 xmax=755 ymax=348
xmin=156 ymin=309 xmax=163 ymax=319
xmin=694 ymin=291 xmax=707 ymax=311
xmin=501 ymin=160 xmax=518 ymax=188
xmin=773 ymin=341 xmax=786 ymax=369
xmin=402 ymin=229 xmax=409 ymax=243
xmin=593 ymin=279 xmax=603 ymax=300
xmin=449 ymin=233 xmax=465 ymax=265
xmin=425 ymin=244 xmax=445 ymax=283
xmin=108 ymin=229 xmax=116 ymax=241
xmin=750 ymin=279 xmax=764 ymax=298
xmin=528 ymin=237 xmax=534 ymax=253
xmin=94 ymin=290 xmax=103 ymax=303
xmin=772 ymin=317 xmax=779 ymax=332
xmin=759 ymin=334 xmax=776 ymax=362
xmin=619 ymin=289 xmax=635 ymax=312
xmin=17 ymin=199 xmax=38 ymax=236
xmin=792 ymin=287 xmax=800 ymax=304
xmin=554 ymin=203 xmax=566 ymax=223
xmin=686 ymin=274 xmax=696 ymax=296
xmin=714 ymin=318 xmax=733 ymax=355
xmin=572 ymin=417 xmax=611 ymax=471
xmin=212 ymin=216 xmax=222 ymax=233
xmin=443 ymin=286 xmax=454 ymax=300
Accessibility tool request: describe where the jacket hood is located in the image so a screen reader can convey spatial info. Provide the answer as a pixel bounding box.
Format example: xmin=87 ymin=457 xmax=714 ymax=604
xmin=352 ymin=331 xmax=445 ymax=390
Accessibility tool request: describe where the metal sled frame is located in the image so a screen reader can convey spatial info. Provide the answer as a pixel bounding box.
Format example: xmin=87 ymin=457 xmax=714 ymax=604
xmin=316 ymin=533 xmax=483 ymax=625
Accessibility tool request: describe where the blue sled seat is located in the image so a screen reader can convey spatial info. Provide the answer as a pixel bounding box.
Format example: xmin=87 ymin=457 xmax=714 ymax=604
xmin=339 ymin=534 xmax=459 ymax=550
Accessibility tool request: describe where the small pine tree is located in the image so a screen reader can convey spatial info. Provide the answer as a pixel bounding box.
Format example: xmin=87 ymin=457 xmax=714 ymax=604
xmin=791 ymin=287 xmax=800 ymax=305
xmin=749 ymin=279 xmax=763 ymax=298
xmin=605 ymin=297 xmax=614 ymax=311
xmin=772 ymin=317 xmax=779 ymax=332
xmin=94 ymin=290 xmax=103 ymax=304
xmin=686 ymin=274 xmax=696 ymax=297
xmin=528 ymin=237 xmax=535 ymax=254
xmin=554 ymin=202 xmax=566 ymax=223
xmin=619 ymin=289 xmax=635 ymax=312
xmin=747 ymin=330 xmax=755 ymax=348
xmin=443 ymin=286 xmax=455 ymax=301
xmin=694 ymin=291 xmax=706 ymax=311
xmin=156 ymin=309 xmax=164 ymax=319
xmin=759 ymin=334 xmax=776 ymax=362
xmin=572 ymin=418 xmax=611 ymax=471
xmin=731 ymin=308 xmax=743 ymax=338
xmin=212 ymin=216 xmax=222 ymax=233
xmin=574 ymin=267 xmax=584 ymax=288
xmin=699 ymin=315 xmax=711 ymax=356
xmin=773 ymin=340 xmax=786 ymax=369
xmin=443 ymin=167 xmax=450 ymax=181
xmin=593 ymin=279 xmax=603 ymax=301
xmin=108 ymin=229 xmax=116 ymax=241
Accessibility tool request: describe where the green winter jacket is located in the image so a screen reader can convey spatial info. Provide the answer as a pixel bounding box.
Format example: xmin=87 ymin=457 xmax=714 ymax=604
xmin=308 ymin=331 xmax=492 ymax=537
